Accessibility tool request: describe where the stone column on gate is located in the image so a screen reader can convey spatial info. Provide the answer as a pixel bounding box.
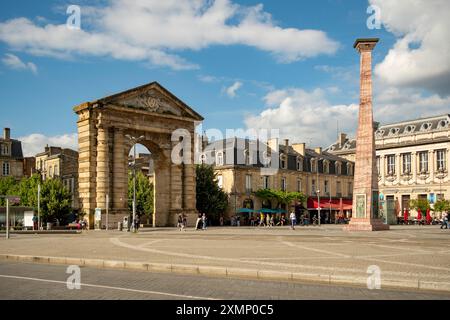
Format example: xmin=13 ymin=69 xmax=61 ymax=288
xmin=112 ymin=127 xmax=127 ymax=211
xmin=345 ymin=38 xmax=389 ymax=231
xmin=95 ymin=122 xmax=109 ymax=229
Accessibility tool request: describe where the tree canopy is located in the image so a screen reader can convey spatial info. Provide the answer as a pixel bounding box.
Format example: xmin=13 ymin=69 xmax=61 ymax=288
xmin=196 ymin=164 xmax=228 ymax=220
xmin=128 ymin=170 xmax=154 ymax=218
xmin=255 ymin=188 xmax=306 ymax=209
xmin=0 ymin=174 xmax=72 ymax=223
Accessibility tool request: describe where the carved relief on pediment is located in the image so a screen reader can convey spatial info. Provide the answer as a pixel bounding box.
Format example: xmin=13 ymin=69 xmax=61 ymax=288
xmin=116 ymin=89 xmax=185 ymax=117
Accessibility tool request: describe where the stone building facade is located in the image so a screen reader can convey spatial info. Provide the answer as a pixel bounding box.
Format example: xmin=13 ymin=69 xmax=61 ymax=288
xmin=327 ymin=113 xmax=450 ymax=220
xmin=35 ymin=146 xmax=79 ymax=209
xmin=0 ymin=128 xmax=25 ymax=180
xmin=201 ymin=137 xmax=354 ymax=223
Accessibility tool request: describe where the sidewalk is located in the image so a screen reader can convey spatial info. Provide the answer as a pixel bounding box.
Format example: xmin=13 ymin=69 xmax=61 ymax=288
xmin=1 ymin=225 xmax=449 ymax=292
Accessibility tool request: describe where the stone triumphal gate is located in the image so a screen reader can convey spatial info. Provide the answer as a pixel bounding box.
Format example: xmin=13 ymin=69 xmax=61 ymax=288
xmin=74 ymin=82 xmax=203 ymax=229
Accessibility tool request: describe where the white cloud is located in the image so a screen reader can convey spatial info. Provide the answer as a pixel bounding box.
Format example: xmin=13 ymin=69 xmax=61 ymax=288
xmin=245 ymin=88 xmax=359 ymax=147
xmin=371 ymin=0 xmax=450 ymax=96
xmin=2 ymin=53 xmax=37 ymax=74
xmin=19 ymin=133 xmax=78 ymax=157
xmin=198 ymin=75 xmax=219 ymax=83
xmin=0 ymin=0 xmax=339 ymax=70
xmin=225 ymin=81 xmax=243 ymax=98
xmin=244 ymin=84 xmax=450 ymax=148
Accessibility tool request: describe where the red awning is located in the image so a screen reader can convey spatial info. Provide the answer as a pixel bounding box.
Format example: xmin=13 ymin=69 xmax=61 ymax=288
xmin=307 ymin=198 xmax=352 ymax=210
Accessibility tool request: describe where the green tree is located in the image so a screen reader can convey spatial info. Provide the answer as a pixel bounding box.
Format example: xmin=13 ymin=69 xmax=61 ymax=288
xmin=0 ymin=176 xmax=18 ymax=206
xmin=128 ymin=171 xmax=154 ymax=221
xmin=409 ymin=198 xmax=431 ymax=214
xmin=17 ymin=174 xmax=42 ymax=208
xmin=196 ymin=164 xmax=228 ymax=220
xmin=39 ymin=178 xmax=72 ymax=223
xmin=255 ymin=188 xmax=306 ymax=209
xmin=434 ymin=199 xmax=450 ymax=217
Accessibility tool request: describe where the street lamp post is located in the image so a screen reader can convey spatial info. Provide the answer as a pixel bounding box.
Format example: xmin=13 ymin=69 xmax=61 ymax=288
xmin=316 ymin=157 xmax=321 ymax=226
xmin=125 ymin=134 xmax=145 ymax=233
xmin=37 ymin=183 xmax=41 ymax=230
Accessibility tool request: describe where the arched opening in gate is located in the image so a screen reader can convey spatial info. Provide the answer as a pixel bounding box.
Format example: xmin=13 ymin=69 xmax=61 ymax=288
xmin=126 ymin=143 xmax=155 ymax=227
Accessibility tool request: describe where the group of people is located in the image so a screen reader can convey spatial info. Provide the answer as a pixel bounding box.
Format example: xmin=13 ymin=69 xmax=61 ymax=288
xmin=177 ymin=213 xmax=208 ymax=231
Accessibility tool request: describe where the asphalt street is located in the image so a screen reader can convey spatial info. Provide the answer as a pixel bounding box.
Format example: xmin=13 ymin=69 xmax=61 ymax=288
xmin=0 ymin=261 xmax=449 ymax=300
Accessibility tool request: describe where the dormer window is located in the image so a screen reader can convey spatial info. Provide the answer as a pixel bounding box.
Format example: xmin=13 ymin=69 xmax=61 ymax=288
xmin=323 ymin=160 xmax=330 ymax=174
xmin=375 ymin=129 xmax=385 ymax=138
xmin=199 ymin=153 xmax=207 ymax=164
xmin=244 ymin=149 xmax=252 ymax=166
xmin=347 ymin=163 xmax=353 ymax=175
xmin=216 ymin=152 xmax=224 ymax=166
xmin=438 ymin=120 xmax=449 ymax=129
xmin=296 ymin=156 xmax=303 ymax=171
xmin=310 ymin=159 xmax=317 ymax=173
xmin=0 ymin=144 xmax=9 ymax=156
xmin=404 ymin=125 xmax=415 ymax=134
xmin=280 ymin=154 xmax=287 ymax=169
xmin=420 ymin=122 xmax=432 ymax=132
xmin=389 ymin=128 xmax=400 ymax=136
xmin=335 ymin=162 xmax=342 ymax=175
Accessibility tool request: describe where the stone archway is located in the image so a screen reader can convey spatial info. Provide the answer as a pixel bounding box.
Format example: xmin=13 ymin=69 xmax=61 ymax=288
xmin=74 ymin=82 xmax=203 ymax=228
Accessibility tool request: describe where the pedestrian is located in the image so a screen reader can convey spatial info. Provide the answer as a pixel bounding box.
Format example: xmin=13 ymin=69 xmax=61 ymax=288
xmin=266 ymin=214 xmax=271 ymax=228
xmin=32 ymin=214 xmax=38 ymax=231
xmin=219 ymin=215 xmax=224 ymax=226
xmin=259 ymin=213 xmax=265 ymax=227
xmin=270 ymin=215 xmax=274 ymax=227
xmin=441 ymin=212 xmax=448 ymax=229
xmin=195 ymin=213 xmax=202 ymax=230
xmin=202 ymin=213 xmax=207 ymax=230
xmin=182 ymin=214 xmax=187 ymax=231
xmin=236 ymin=215 xmax=240 ymax=227
xmin=135 ymin=215 xmax=140 ymax=231
xmin=290 ymin=211 xmax=296 ymax=230
xmin=177 ymin=214 xmax=183 ymax=231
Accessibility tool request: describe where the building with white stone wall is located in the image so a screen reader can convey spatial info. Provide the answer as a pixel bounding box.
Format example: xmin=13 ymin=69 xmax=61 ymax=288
xmin=327 ymin=114 xmax=450 ymax=220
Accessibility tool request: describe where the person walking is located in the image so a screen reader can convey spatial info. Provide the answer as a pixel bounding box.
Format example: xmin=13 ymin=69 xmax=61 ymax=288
xmin=32 ymin=214 xmax=38 ymax=231
xmin=266 ymin=214 xmax=271 ymax=228
xmin=269 ymin=215 xmax=274 ymax=227
xmin=177 ymin=214 xmax=183 ymax=231
xmin=195 ymin=213 xmax=202 ymax=230
xmin=202 ymin=213 xmax=207 ymax=230
xmin=182 ymin=214 xmax=187 ymax=231
xmin=441 ymin=212 xmax=448 ymax=229
xmin=259 ymin=212 xmax=265 ymax=227
xmin=290 ymin=211 xmax=296 ymax=230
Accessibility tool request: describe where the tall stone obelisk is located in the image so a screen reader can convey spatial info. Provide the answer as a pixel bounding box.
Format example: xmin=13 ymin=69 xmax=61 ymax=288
xmin=345 ymin=38 xmax=389 ymax=231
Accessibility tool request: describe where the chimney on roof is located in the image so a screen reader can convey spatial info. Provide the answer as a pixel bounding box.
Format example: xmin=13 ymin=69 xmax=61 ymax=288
xmin=315 ymin=147 xmax=322 ymax=155
xmin=3 ymin=128 xmax=10 ymax=140
xmin=284 ymin=139 xmax=289 ymax=153
xmin=338 ymin=133 xmax=347 ymax=147
xmin=292 ymin=143 xmax=306 ymax=156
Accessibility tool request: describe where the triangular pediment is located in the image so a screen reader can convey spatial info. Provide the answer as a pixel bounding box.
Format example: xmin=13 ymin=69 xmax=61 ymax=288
xmin=96 ymin=82 xmax=203 ymax=121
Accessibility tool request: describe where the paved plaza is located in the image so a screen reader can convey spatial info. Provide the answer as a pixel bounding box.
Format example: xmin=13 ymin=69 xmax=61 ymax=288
xmin=1 ymin=225 xmax=449 ymax=294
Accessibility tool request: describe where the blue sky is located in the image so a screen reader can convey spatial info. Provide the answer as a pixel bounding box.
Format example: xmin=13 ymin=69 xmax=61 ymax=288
xmin=0 ymin=0 xmax=449 ymax=156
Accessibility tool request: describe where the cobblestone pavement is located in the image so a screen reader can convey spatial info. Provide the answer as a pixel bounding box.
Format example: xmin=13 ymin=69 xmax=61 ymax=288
xmin=1 ymin=261 xmax=449 ymax=300
xmin=1 ymin=225 xmax=449 ymax=288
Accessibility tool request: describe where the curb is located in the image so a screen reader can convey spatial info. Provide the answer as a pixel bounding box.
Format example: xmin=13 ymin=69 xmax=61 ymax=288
xmin=1 ymin=254 xmax=449 ymax=293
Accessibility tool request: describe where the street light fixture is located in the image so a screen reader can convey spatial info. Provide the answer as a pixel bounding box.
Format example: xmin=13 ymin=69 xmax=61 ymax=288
xmin=125 ymin=134 xmax=145 ymax=233
xmin=315 ymin=157 xmax=323 ymax=226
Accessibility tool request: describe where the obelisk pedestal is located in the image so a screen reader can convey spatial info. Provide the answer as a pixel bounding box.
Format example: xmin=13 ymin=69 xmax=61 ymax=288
xmin=344 ymin=38 xmax=389 ymax=231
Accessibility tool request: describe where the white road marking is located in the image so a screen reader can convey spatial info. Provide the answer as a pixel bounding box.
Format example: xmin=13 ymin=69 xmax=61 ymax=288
xmin=0 ymin=274 xmax=216 ymax=300
xmin=110 ymin=237 xmax=449 ymax=279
